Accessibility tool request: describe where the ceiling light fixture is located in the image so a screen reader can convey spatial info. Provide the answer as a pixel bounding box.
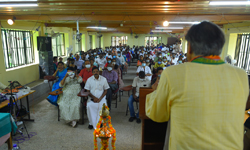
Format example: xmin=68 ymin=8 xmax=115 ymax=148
xmin=155 ymin=27 xmax=184 ymax=29
xmin=209 ymin=1 xmax=250 ymax=5
xmin=152 ymin=30 xmax=172 ymax=32
xmin=87 ymin=26 xmax=107 ymax=30
xmin=0 ymin=3 xmax=38 ymax=7
xmin=7 ymin=16 xmax=16 ymax=25
xmin=169 ymin=22 xmax=200 ymax=24
xmin=163 ymin=21 xmax=169 ymax=27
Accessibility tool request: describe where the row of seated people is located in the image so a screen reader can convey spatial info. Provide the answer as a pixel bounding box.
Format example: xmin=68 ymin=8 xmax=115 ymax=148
xmin=47 ymin=45 xmax=185 ymax=128
xmin=47 ymin=53 xmax=126 ymax=129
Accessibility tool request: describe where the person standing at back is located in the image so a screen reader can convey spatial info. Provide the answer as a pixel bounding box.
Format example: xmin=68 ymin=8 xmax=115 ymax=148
xmin=74 ymin=54 xmax=84 ymax=73
xmin=146 ymin=21 xmax=249 ymax=150
xmin=95 ymin=53 xmax=107 ymax=69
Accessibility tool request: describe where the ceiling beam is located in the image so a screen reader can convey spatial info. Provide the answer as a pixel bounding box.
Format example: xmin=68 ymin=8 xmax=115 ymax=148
xmin=0 ymin=14 xmax=249 ymax=22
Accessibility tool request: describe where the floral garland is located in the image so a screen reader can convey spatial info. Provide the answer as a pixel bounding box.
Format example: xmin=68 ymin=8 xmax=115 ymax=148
xmin=93 ymin=106 xmax=116 ymax=150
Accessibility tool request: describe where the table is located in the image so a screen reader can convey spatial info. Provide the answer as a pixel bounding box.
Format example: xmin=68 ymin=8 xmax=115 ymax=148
xmin=0 ymin=113 xmax=17 ymax=150
xmin=0 ymin=90 xmax=36 ymax=122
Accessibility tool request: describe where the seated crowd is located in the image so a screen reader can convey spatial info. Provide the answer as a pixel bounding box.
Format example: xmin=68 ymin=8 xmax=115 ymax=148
xmin=47 ymin=43 xmax=186 ymax=128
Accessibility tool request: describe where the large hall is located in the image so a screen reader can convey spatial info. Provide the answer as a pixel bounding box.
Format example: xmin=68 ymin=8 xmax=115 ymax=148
xmin=0 ymin=0 xmax=250 ymax=150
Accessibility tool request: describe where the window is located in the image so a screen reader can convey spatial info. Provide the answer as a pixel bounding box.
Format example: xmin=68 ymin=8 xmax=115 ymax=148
xmin=145 ymin=36 xmax=162 ymax=46
xmin=52 ymin=33 xmax=65 ymax=57
xmin=1 ymin=29 xmax=34 ymax=69
xmin=111 ymin=36 xmax=128 ymax=46
xmin=234 ymin=34 xmax=250 ymax=71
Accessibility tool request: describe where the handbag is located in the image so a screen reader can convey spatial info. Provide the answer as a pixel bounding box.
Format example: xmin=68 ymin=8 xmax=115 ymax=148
xmin=16 ymin=105 xmax=28 ymax=117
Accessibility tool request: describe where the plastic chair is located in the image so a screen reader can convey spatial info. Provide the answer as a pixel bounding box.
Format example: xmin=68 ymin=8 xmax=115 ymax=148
xmin=126 ymin=100 xmax=139 ymax=116
xmin=119 ymin=85 xmax=132 ymax=102
xmin=112 ymin=77 xmax=120 ymax=108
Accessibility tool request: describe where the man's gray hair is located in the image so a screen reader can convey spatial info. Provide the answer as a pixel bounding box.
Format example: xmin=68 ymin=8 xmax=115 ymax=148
xmin=185 ymin=21 xmax=225 ymax=56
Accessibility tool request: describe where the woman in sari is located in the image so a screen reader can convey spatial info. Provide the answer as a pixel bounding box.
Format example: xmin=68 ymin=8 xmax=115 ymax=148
xmin=47 ymin=62 xmax=67 ymax=106
xmin=126 ymin=50 xmax=131 ymax=66
xmin=137 ymin=55 xmax=144 ymax=67
xmin=58 ymin=67 xmax=82 ymax=127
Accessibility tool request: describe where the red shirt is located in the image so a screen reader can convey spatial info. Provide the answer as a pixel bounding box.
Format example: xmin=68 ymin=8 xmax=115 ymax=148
xmin=79 ymin=68 xmax=93 ymax=82
xmin=104 ymin=63 xmax=109 ymax=68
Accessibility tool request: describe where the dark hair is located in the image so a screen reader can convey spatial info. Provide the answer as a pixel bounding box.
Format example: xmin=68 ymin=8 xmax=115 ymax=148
xmin=53 ymin=57 xmax=58 ymax=61
xmin=92 ymin=66 xmax=99 ymax=72
xmin=185 ymin=21 xmax=225 ymax=56
xmin=157 ymin=67 xmax=163 ymax=73
xmin=139 ymin=71 xmax=145 ymax=78
xmin=58 ymin=62 xmax=64 ymax=66
xmin=114 ymin=64 xmax=118 ymax=70
xmin=69 ymin=58 xmax=75 ymax=64
xmin=67 ymin=57 xmax=71 ymax=60
xmin=67 ymin=67 xmax=76 ymax=71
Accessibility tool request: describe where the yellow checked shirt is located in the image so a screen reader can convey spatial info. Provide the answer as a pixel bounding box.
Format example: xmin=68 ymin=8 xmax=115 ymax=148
xmin=146 ymin=62 xmax=249 ymax=150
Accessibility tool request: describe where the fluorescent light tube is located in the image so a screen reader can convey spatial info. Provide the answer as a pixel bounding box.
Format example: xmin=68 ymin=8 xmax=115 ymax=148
xmin=209 ymin=1 xmax=250 ymax=5
xmin=152 ymin=30 xmax=172 ymax=32
xmin=169 ymin=22 xmax=200 ymax=24
xmin=87 ymin=27 xmax=107 ymax=30
xmin=155 ymin=27 xmax=184 ymax=29
xmin=0 ymin=3 xmax=38 ymax=7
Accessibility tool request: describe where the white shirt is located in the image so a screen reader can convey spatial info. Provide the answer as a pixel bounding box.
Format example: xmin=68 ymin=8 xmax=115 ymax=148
xmin=86 ymin=54 xmax=89 ymax=60
xmin=96 ymin=58 xmax=107 ymax=69
xmin=136 ymin=66 xmax=152 ymax=80
xmin=149 ymin=55 xmax=154 ymax=60
xmin=85 ymin=75 xmax=110 ymax=100
xmin=108 ymin=55 xmax=112 ymax=59
xmin=117 ymin=56 xmax=125 ymax=65
xmin=172 ymin=58 xmax=178 ymax=65
xmin=166 ymin=55 xmax=171 ymax=61
xmin=132 ymin=77 xmax=151 ymax=97
xmin=74 ymin=59 xmax=84 ymax=70
xmin=182 ymin=56 xmax=186 ymax=60
xmin=163 ymin=61 xmax=167 ymax=66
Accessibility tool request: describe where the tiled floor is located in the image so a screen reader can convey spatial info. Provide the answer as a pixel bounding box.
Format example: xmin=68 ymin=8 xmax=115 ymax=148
xmin=0 ymin=63 xmax=141 ymax=150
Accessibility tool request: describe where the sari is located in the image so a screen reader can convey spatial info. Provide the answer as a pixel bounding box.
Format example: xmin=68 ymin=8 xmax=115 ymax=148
xmin=47 ymin=68 xmax=68 ymax=106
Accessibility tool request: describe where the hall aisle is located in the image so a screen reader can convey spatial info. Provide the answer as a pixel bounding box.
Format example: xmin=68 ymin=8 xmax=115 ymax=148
xmin=0 ymin=62 xmax=141 ymax=150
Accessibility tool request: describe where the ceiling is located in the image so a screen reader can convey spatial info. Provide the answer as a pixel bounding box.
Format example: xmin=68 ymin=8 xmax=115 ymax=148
xmin=0 ymin=0 xmax=250 ymax=34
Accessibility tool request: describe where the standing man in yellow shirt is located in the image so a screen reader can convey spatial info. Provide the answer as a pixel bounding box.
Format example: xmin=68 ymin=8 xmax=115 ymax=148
xmin=146 ymin=21 xmax=249 ymax=150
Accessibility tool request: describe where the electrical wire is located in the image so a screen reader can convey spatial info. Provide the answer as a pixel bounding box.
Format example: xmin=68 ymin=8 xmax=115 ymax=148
xmin=127 ymin=15 xmax=144 ymax=34
xmin=31 ymin=13 xmax=41 ymax=31
xmin=219 ymin=14 xmax=250 ymax=32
